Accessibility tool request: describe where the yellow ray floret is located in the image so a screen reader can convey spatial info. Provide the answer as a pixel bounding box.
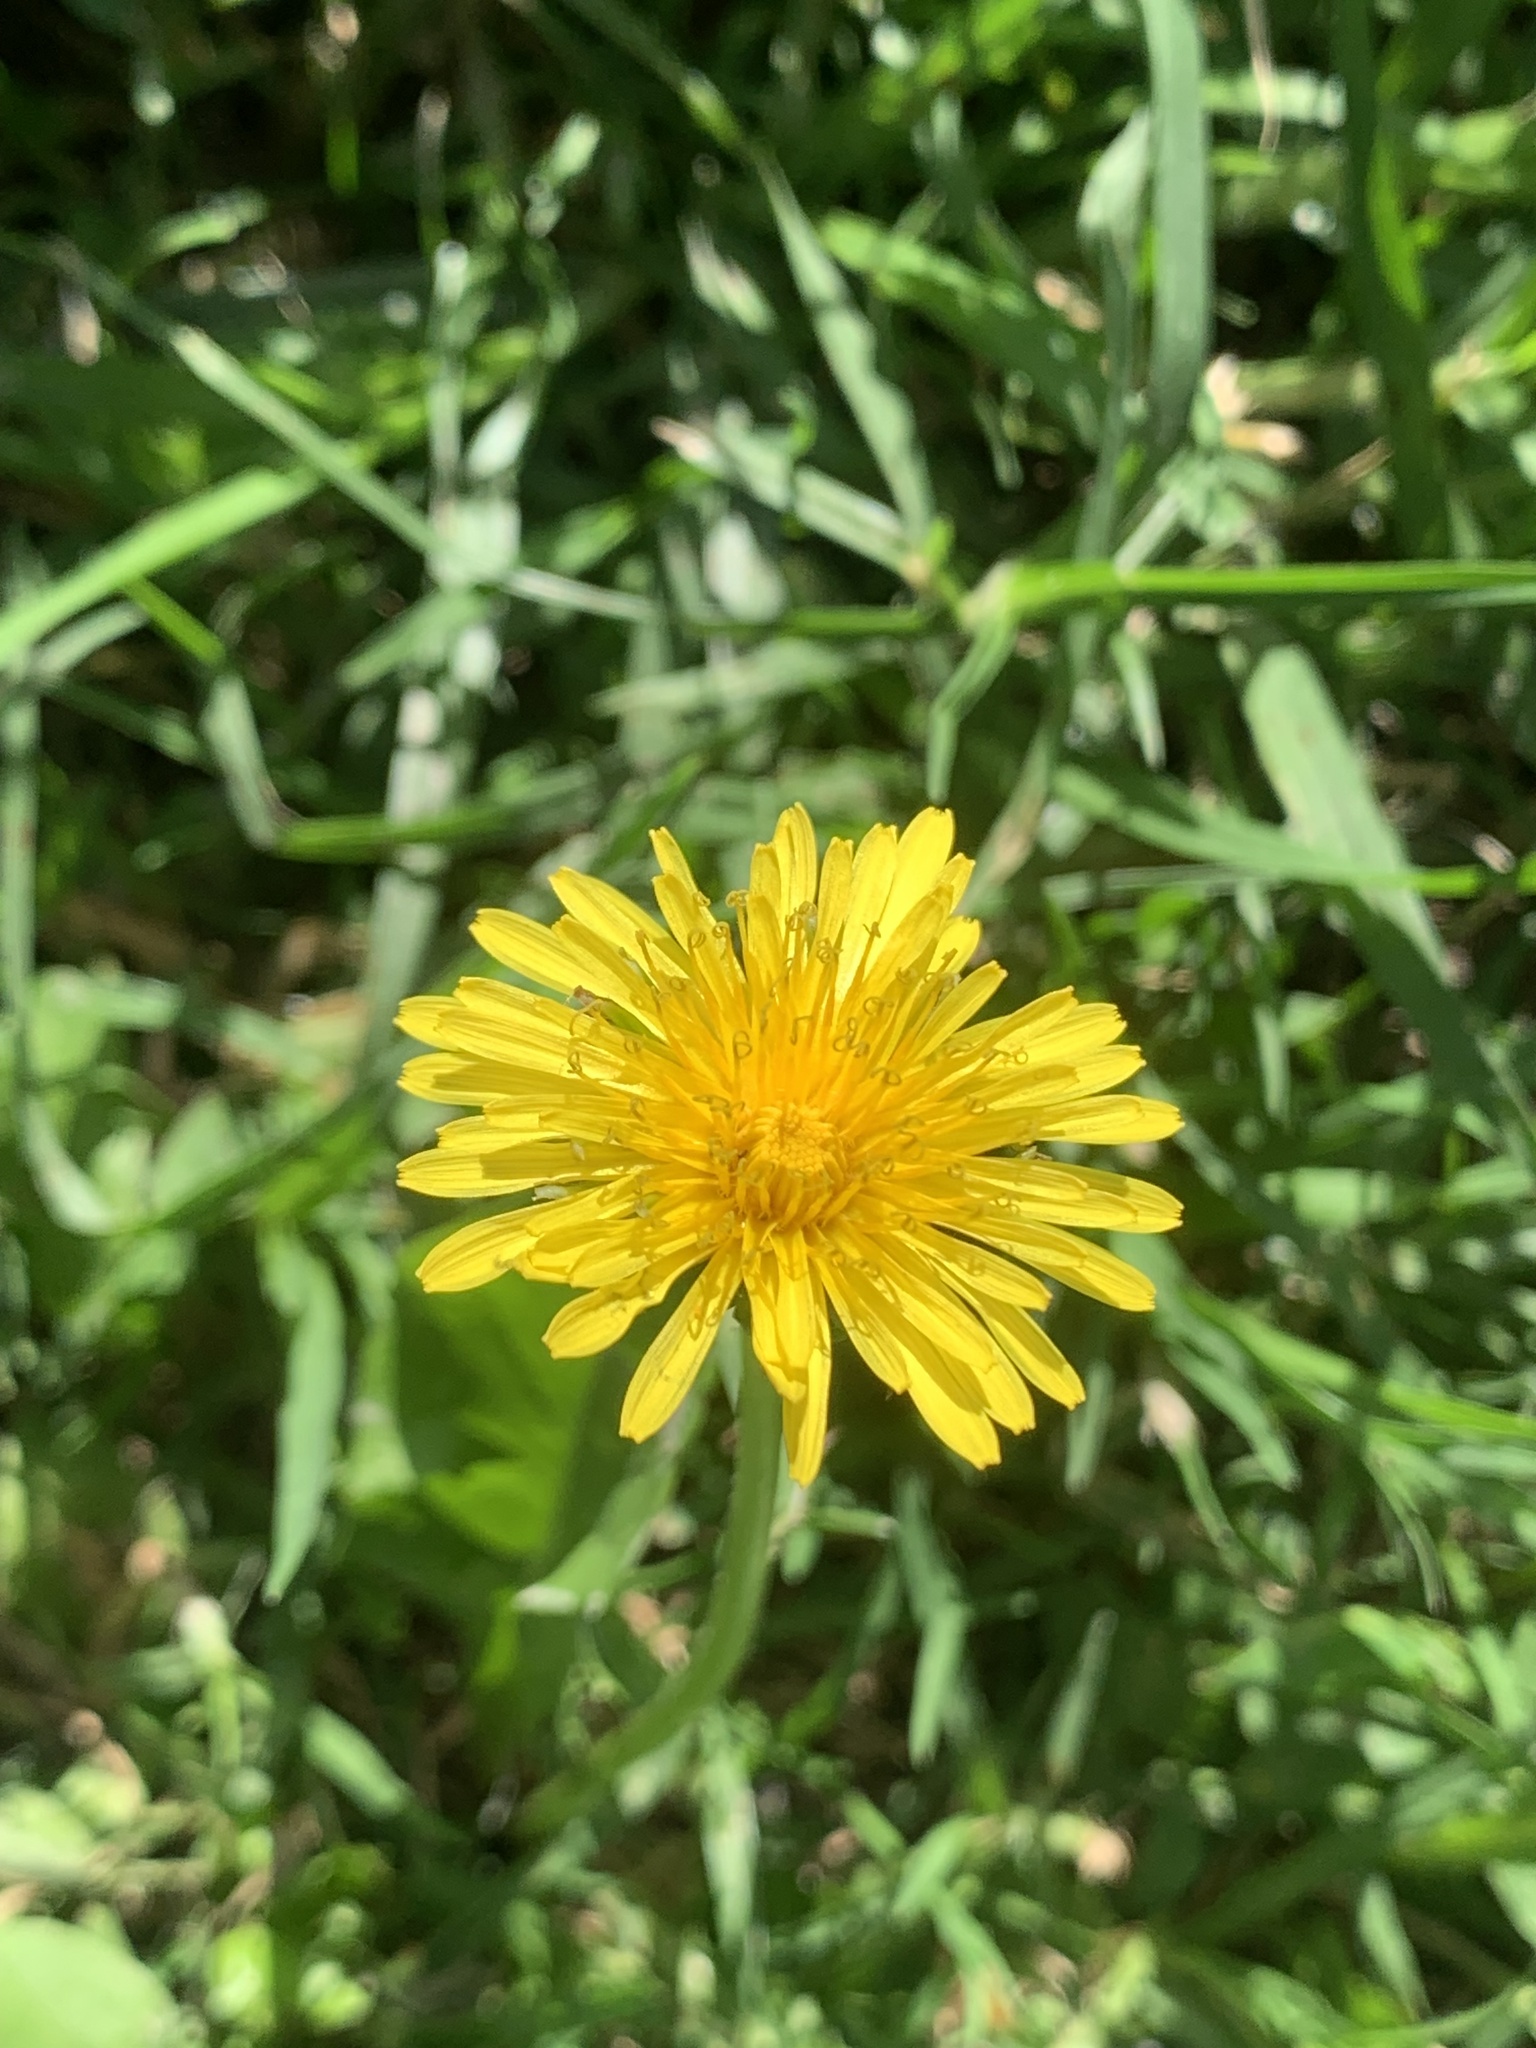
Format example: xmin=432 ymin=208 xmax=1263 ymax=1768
xmin=395 ymin=805 xmax=1183 ymax=1483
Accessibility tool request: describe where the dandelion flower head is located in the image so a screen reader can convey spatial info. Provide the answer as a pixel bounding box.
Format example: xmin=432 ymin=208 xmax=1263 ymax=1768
xmin=396 ymin=807 xmax=1182 ymax=1483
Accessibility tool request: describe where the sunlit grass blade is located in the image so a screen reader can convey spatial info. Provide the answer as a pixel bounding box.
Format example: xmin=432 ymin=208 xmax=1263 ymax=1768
xmin=0 ymin=467 xmax=318 ymax=671
xmin=758 ymin=156 xmax=935 ymax=548
xmin=1139 ymin=0 xmax=1211 ymax=447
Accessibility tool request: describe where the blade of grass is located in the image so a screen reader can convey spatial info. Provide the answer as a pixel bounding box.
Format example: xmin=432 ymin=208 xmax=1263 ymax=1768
xmin=1331 ymin=0 xmax=1448 ymax=554
xmin=126 ymin=578 xmax=288 ymax=848
xmin=1241 ymin=645 xmax=1534 ymax=1147
xmin=657 ymin=415 xmax=910 ymax=575
xmin=1044 ymin=1608 xmax=1119 ymax=1789
xmin=819 ymin=211 xmax=1104 ymax=449
xmin=1242 ymin=644 xmax=1444 ymax=972
xmin=1379 ymin=0 xmax=1514 ymax=107
xmin=757 ymin=156 xmax=936 ymax=549
xmin=260 ymin=1229 xmax=349 ymax=1603
xmin=1055 ymin=758 xmax=1524 ymax=897
xmin=0 ymin=680 xmax=38 ymax=1113
xmin=1139 ymin=0 xmax=1212 ymax=448
xmin=969 ymin=108 xmax=1150 ymax=883
xmin=18 ymin=240 xmax=657 ymax=627
xmin=964 ymin=554 xmax=1536 ymax=626
xmin=925 ymin=613 xmax=1018 ymax=802
xmin=359 ymin=236 xmax=506 ymax=1057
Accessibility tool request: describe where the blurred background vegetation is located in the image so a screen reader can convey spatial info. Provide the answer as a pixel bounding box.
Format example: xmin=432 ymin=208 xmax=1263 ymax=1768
xmin=2 ymin=0 xmax=1536 ymax=2042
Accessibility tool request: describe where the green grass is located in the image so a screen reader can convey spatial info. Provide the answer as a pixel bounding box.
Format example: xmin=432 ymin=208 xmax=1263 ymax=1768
xmin=1 ymin=1 xmax=1536 ymax=2043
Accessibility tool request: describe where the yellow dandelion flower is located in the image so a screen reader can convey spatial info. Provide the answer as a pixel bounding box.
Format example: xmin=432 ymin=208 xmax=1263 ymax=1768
xmin=396 ymin=805 xmax=1182 ymax=1485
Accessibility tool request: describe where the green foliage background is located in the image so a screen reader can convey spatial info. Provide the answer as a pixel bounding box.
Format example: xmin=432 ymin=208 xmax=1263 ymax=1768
xmin=2 ymin=0 xmax=1536 ymax=2041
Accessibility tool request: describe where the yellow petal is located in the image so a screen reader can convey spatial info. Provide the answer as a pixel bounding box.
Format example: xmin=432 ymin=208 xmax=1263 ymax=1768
xmin=403 ymin=980 xmax=589 ymax=1076
xmin=860 ymin=888 xmax=951 ymax=1000
xmin=916 ymin=1226 xmax=1052 ymax=1311
xmin=1014 ymin=1000 xmax=1128 ymax=1060
xmin=962 ymin=1157 xmax=1183 ymax=1232
xmin=471 ymin=908 xmax=588 ymax=994
xmin=650 ymin=874 xmax=748 ymax=1028
xmin=824 ymin=1255 xmax=999 ymax=1454
xmin=649 ymin=824 xmax=704 ymax=898
xmin=882 ymin=808 xmax=955 ymax=934
xmin=980 ymin=1355 xmax=1036 ymax=1433
xmin=836 ymin=823 xmax=898 ymax=997
xmin=772 ymin=802 xmax=819 ymax=915
xmin=398 ymin=1141 xmax=595 ymax=1199
xmin=853 ymin=1233 xmax=1035 ymax=1433
xmin=982 ymin=1045 xmax=1146 ymax=1109
xmin=955 ymin=986 xmax=1075 ymax=1051
xmin=930 ymin=914 xmax=981 ymax=979
xmin=820 ymin=1260 xmax=909 ymax=1392
xmin=816 ymin=835 xmax=853 ymax=948
xmin=395 ymin=996 xmax=461 ymax=1047
xmin=514 ymin=1190 xmax=652 ymax=1283
xmin=744 ymin=1234 xmax=815 ymax=1400
xmin=975 ymin=1298 xmax=1085 ymax=1408
xmin=963 ymin=1217 xmax=1156 ymax=1311
xmin=416 ymin=1214 xmax=533 ymax=1292
xmin=905 ymin=1364 xmax=1001 ymax=1468
xmin=552 ymin=918 xmax=664 ymax=1025
xmin=739 ymin=889 xmax=786 ymax=1009
xmin=837 ymin=1227 xmax=998 ymax=1378
xmin=782 ymin=1279 xmax=832 ymax=1484
xmin=397 ymin=1052 xmax=525 ymax=1104
xmin=748 ymin=840 xmax=783 ymax=918
xmin=1023 ymin=1095 xmax=1183 ymax=1145
xmin=620 ymin=1248 xmax=742 ymax=1440
xmin=548 ymin=868 xmax=684 ymax=972
xmin=543 ymin=1245 xmax=701 ymax=1358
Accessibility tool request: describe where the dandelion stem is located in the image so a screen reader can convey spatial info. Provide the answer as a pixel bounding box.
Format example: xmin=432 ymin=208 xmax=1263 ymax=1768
xmin=515 ymin=1352 xmax=782 ymax=1839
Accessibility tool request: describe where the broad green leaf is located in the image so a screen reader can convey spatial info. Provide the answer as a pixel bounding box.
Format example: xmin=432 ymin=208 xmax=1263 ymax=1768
xmin=1343 ymin=1607 xmax=1479 ymax=1702
xmin=423 ymin=1458 xmax=572 ymax=1559
xmin=1488 ymin=1860 xmax=1536 ymax=1949
xmin=0 ymin=1918 xmax=180 ymax=2048
xmin=148 ymin=1092 xmax=242 ymax=1215
xmin=334 ymin=1230 xmax=414 ymax=1506
xmin=397 ymin=1231 xmax=592 ymax=1565
xmin=519 ymin=1436 xmax=683 ymax=1612
xmin=0 ymin=1788 xmax=95 ymax=1884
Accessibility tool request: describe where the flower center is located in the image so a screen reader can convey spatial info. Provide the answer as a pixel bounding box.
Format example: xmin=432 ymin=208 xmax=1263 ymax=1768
xmin=731 ymin=1101 xmax=850 ymax=1231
